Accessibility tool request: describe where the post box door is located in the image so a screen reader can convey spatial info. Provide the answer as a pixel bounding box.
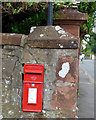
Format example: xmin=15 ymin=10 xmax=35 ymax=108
xmin=22 ymin=83 xmax=43 ymax=112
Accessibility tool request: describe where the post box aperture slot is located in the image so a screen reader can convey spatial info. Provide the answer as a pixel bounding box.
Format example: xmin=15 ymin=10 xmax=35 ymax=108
xmin=25 ymin=72 xmax=43 ymax=82
xmin=25 ymin=73 xmax=41 ymax=75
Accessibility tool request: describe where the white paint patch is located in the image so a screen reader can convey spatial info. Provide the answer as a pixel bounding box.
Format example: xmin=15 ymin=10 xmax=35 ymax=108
xmin=59 ymin=62 xmax=70 ymax=78
xmin=71 ymin=36 xmax=74 ymax=39
xmin=76 ymin=107 xmax=79 ymax=111
xmin=4 ymin=99 xmax=9 ymax=103
xmin=5 ymin=85 xmax=7 ymax=88
xmin=45 ymin=89 xmax=47 ymax=91
xmin=5 ymin=79 xmax=10 ymax=85
xmin=72 ymin=109 xmax=76 ymax=112
xmin=26 ymin=61 xmax=31 ymax=64
xmin=75 ymin=116 xmax=78 ymax=118
xmin=60 ymin=34 xmax=67 ymax=38
xmin=40 ymin=34 xmax=44 ymax=37
xmin=42 ymin=110 xmax=46 ymax=113
xmin=0 ymin=115 xmax=3 ymax=119
xmin=32 ymin=60 xmax=36 ymax=64
xmin=55 ymin=26 xmax=62 ymax=31
xmin=20 ymin=72 xmax=22 ymax=75
xmin=8 ymin=110 xmax=14 ymax=116
xmin=70 ymin=83 xmax=76 ymax=87
xmin=10 ymin=33 xmax=16 ymax=35
xmin=20 ymin=115 xmax=23 ymax=118
xmin=58 ymin=44 xmax=63 ymax=48
xmin=58 ymin=30 xmax=65 ymax=34
xmin=71 ymin=41 xmax=74 ymax=44
xmin=30 ymin=26 xmax=36 ymax=33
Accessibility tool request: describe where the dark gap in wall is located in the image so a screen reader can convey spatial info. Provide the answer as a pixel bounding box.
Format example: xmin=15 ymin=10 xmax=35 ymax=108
xmin=21 ymin=73 xmax=24 ymax=109
xmin=0 ymin=45 xmax=4 ymax=48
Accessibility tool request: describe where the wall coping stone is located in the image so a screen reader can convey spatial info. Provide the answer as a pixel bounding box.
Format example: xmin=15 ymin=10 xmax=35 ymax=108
xmin=27 ymin=26 xmax=78 ymax=49
xmin=0 ymin=33 xmax=28 ymax=46
xmin=54 ymin=6 xmax=88 ymax=26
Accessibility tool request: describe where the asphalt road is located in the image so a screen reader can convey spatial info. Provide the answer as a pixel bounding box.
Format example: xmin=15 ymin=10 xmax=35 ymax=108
xmin=78 ymin=60 xmax=95 ymax=118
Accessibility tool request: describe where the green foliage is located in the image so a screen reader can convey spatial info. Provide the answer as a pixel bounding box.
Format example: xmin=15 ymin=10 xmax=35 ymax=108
xmin=13 ymin=9 xmax=17 ymax=14
xmin=77 ymin=2 xmax=96 ymax=56
xmin=2 ymin=2 xmax=96 ymax=36
xmin=89 ymin=33 xmax=96 ymax=55
xmin=84 ymin=44 xmax=91 ymax=57
xmin=7 ymin=3 xmax=11 ymax=8
xmin=2 ymin=2 xmax=47 ymax=34
xmin=78 ymin=2 xmax=96 ymax=34
xmin=81 ymin=32 xmax=96 ymax=56
xmin=53 ymin=12 xmax=58 ymax=20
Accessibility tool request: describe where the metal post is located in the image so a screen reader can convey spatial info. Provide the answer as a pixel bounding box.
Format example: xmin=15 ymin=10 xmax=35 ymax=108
xmin=47 ymin=2 xmax=53 ymax=26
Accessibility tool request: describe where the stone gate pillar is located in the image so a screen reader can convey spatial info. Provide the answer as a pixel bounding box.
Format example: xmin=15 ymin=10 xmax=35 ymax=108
xmin=54 ymin=6 xmax=88 ymax=54
xmin=23 ymin=26 xmax=79 ymax=118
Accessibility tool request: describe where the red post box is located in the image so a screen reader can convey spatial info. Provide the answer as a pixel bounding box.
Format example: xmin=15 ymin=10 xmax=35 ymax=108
xmin=22 ymin=64 xmax=44 ymax=112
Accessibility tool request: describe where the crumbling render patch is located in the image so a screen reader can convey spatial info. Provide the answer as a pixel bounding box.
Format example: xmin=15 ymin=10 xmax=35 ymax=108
xmin=58 ymin=62 xmax=70 ymax=78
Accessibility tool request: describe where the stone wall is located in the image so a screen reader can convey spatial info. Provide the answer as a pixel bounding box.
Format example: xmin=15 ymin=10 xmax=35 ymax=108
xmin=1 ymin=26 xmax=79 ymax=118
xmin=1 ymin=33 xmax=26 ymax=118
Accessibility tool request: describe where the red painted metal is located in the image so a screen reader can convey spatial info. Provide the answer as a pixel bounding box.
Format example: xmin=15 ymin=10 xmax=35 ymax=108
xmin=22 ymin=64 xmax=44 ymax=112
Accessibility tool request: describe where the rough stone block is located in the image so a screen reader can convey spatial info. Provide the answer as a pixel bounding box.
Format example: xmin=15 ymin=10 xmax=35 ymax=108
xmin=50 ymin=86 xmax=77 ymax=111
xmin=2 ymin=56 xmax=18 ymax=78
xmin=11 ymin=62 xmax=22 ymax=88
xmin=2 ymin=81 xmax=11 ymax=104
xmin=11 ymin=88 xmax=22 ymax=108
xmin=2 ymin=103 xmax=21 ymax=118
xmin=23 ymin=45 xmax=36 ymax=63
xmin=2 ymin=84 xmax=22 ymax=118
xmin=3 ymin=45 xmax=23 ymax=58
xmin=43 ymin=82 xmax=55 ymax=110
xmin=0 ymin=46 xmax=2 ymax=59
